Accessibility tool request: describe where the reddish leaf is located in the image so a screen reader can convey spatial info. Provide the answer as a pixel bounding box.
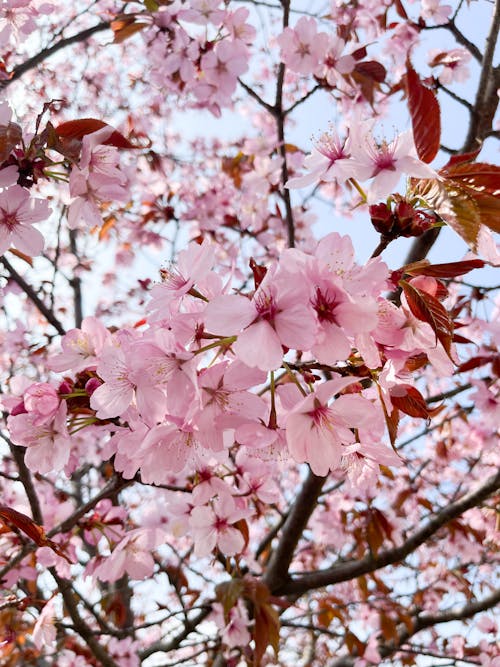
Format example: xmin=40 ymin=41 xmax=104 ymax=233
xmin=0 ymin=506 xmax=72 ymax=563
xmin=0 ymin=121 xmax=22 ymax=161
xmin=377 ymin=383 xmax=399 ymax=448
xmin=354 ymin=60 xmax=386 ymax=82
xmin=443 ymin=149 xmax=481 ymax=168
xmin=406 ymin=63 xmax=441 ymax=163
xmin=441 ymin=162 xmax=500 ymax=196
xmin=401 ymin=280 xmax=454 ymax=359
xmin=249 ymin=258 xmax=267 ymax=290
xmin=7 ymin=248 xmax=34 ymax=266
xmin=411 ymin=177 xmax=482 ymax=250
xmin=457 ymin=355 xmax=496 ymax=373
xmin=55 ymin=118 xmax=140 ymax=149
xmin=403 ymin=259 xmax=485 ymax=279
xmin=390 ymin=384 xmax=429 ymax=418
xmin=111 ymin=14 xmax=150 ymax=44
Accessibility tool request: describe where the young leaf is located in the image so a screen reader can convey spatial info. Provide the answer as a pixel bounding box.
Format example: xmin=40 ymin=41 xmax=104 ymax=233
xmin=406 ymin=63 xmax=441 ymax=163
xmin=0 ymin=506 xmax=72 ymax=563
xmin=400 ymin=280 xmax=454 ymax=359
xmin=55 ymin=118 xmax=140 ymax=149
xmin=412 ymin=177 xmax=482 ymax=250
xmin=389 ymin=384 xmax=429 ymax=418
xmin=403 ymin=259 xmax=485 ymax=279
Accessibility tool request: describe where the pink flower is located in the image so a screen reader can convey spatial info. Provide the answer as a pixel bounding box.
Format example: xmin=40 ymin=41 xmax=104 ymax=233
xmin=351 ymin=129 xmax=437 ymax=203
xmin=0 ymin=185 xmax=49 ymax=256
xmin=50 ymin=316 xmax=111 ymax=373
xmin=286 ymin=376 xmax=379 ymax=476
xmin=317 ymin=35 xmax=355 ymax=85
xmin=23 ymin=382 xmax=60 ymax=426
xmin=8 ymin=403 xmax=71 ymax=474
xmin=429 ymin=48 xmax=471 ymax=85
xmin=189 ymin=494 xmax=249 ymax=557
xmin=201 ymin=39 xmax=248 ymax=97
xmin=91 ymin=527 xmax=166 ymax=582
xmin=420 ymin=0 xmax=452 ymax=25
xmin=0 ymin=0 xmax=37 ymax=47
xmin=148 ymin=239 xmax=215 ymax=316
xmin=287 ymin=126 xmax=358 ymax=189
xmin=205 ymin=267 xmax=316 ymax=371
xmin=31 ymin=597 xmax=57 ymax=650
xmin=212 ymin=600 xmax=251 ymax=648
xmin=277 ymin=17 xmax=328 ymax=75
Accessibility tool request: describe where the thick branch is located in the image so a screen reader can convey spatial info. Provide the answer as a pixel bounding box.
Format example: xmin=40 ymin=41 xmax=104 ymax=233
xmin=1 ymin=21 xmax=110 ymax=89
xmin=403 ymin=0 xmax=500 ymax=266
xmin=273 ymin=469 xmax=500 ymax=596
xmin=1 ymin=257 xmax=66 ymax=335
xmin=263 ymin=468 xmax=326 ymax=592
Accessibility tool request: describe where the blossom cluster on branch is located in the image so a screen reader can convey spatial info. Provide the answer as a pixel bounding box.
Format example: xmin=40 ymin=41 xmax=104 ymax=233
xmin=0 ymin=0 xmax=498 ymax=666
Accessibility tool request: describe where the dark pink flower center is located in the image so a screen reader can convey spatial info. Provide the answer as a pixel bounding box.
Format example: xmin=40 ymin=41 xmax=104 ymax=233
xmin=307 ymin=398 xmax=333 ymax=429
xmin=0 ymin=210 xmax=19 ymax=230
xmin=372 ymin=142 xmax=397 ymax=174
xmin=312 ymin=287 xmax=339 ymax=324
xmin=254 ymin=292 xmax=278 ymax=324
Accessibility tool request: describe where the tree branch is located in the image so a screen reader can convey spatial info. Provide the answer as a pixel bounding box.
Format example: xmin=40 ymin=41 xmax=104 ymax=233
xmin=263 ymin=468 xmax=327 ymax=593
xmin=0 ymin=21 xmax=111 ymax=89
xmin=273 ymin=469 xmax=500 ymax=596
xmin=1 ymin=256 xmax=66 ymax=335
xmin=51 ymin=570 xmax=119 ymax=667
xmin=274 ymin=0 xmax=295 ymax=249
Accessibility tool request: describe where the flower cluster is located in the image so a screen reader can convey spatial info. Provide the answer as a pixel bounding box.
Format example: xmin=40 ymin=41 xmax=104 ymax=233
xmin=7 ymin=232 xmax=460 ymax=560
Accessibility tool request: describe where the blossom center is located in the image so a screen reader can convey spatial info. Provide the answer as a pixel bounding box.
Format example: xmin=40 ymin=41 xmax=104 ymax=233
xmin=311 ymin=287 xmax=339 ymax=324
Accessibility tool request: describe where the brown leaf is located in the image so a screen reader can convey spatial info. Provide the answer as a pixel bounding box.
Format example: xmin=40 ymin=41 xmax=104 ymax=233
xmin=0 ymin=507 xmax=72 ymax=563
xmin=403 ymin=258 xmax=485 ymax=278
xmin=406 ymin=63 xmax=441 ymax=163
xmin=0 ymin=121 xmax=22 ymax=162
xmin=400 ymin=280 xmax=454 ymax=359
xmin=411 ymin=177 xmax=482 ymax=251
xmin=377 ymin=383 xmax=399 ymax=448
xmin=55 ymin=118 xmax=141 ymax=149
xmin=390 ymin=384 xmax=429 ymax=418
xmin=441 ymin=162 xmax=500 ymax=196
xmin=7 ymin=248 xmax=34 ymax=266
xmin=111 ymin=14 xmax=150 ymax=44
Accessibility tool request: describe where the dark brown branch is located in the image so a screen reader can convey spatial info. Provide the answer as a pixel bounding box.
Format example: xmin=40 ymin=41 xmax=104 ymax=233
xmin=51 ymin=570 xmax=119 ymax=667
xmin=446 ymin=20 xmax=482 ymax=63
xmin=404 ymin=0 xmax=500 ymax=265
xmin=238 ymin=78 xmax=275 ymax=114
xmin=69 ymin=229 xmax=83 ymax=328
xmin=274 ymin=0 xmax=295 ymax=249
xmin=0 ymin=21 xmax=111 ymax=89
xmin=48 ymin=474 xmax=132 ymax=537
xmin=1 ymin=256 xmax=66 ymax=335
xmin=263 ymin=468 xmax=327 ymax=592
xmin=273 ymin=469 xmax=500 ymax=596
xmin=138 ymin=606 xmax=212 ymax=660
xmin=462 ymin=0 xmax=500 ymax=153
xmin=8 ymin=440 xmax=43 ymax=525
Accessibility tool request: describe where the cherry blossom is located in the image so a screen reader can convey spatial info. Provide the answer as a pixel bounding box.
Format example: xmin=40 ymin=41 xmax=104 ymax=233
xmin=277 ymin=17 xmax=329 ymax=75
xmin=0 ymin=185 xmax=49 ymax=256
xmin=189 ymin=493 xmax=249 ymax=557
